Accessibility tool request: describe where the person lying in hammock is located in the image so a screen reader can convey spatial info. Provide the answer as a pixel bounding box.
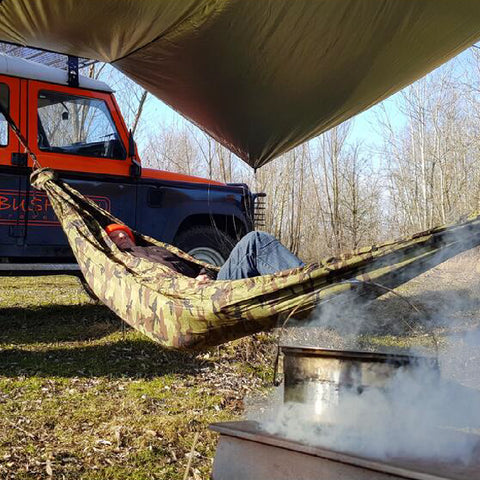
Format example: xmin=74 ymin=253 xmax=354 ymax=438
xmin=105 ymin=224 xmax=304 ymax=281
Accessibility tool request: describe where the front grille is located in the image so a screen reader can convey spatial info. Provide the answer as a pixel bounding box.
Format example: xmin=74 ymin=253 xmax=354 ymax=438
xmin=253 ymin=192 xmax=266 ymax=229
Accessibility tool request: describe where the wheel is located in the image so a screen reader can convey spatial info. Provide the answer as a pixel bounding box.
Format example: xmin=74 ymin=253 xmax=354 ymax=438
xmin=174 ymin=226 xmax=236 ymax=266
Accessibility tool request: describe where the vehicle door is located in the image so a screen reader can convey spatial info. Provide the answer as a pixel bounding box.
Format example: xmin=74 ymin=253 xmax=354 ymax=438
xmin=25 ymin=81 xmax=136 ymax=259
xmin=0 ymin=75 xmax=23 ymax=249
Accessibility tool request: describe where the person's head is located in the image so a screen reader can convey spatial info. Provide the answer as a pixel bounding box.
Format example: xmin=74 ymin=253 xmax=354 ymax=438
xmin=105 ymin=224 xmax=136 ymax=250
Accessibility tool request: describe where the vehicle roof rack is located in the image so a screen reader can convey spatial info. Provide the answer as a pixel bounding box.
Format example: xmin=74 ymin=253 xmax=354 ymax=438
xmin=0 ymin=41 xmax=96 ymax=71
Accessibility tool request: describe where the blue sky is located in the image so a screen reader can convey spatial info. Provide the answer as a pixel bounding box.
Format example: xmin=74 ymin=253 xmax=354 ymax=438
xmin=349 ymin=97 xmax=401 ymax=147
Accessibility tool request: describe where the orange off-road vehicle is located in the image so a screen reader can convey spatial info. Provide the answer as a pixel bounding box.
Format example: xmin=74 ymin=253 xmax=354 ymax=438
xmin=0 ymin=54 xmax=257 ymax=276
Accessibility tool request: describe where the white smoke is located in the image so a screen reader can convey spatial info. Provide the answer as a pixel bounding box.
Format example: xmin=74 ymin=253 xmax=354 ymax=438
xmin=259 ymin=347 xmax=480 ymax=463
xmin=281 ymin=287 xmax=437 ymax=355
xmin=247 ymin=323 xmax=480 ymax=466
xmin=247 ymin=244 xmax=480 ymax=464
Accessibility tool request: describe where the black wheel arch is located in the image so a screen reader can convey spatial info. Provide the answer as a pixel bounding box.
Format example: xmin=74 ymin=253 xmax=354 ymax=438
xmin=174 ymin=213 xmax=247 ymax=243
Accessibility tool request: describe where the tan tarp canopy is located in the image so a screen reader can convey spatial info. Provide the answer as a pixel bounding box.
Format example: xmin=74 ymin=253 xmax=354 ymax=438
xmin=1 ymin=0 xmax=480 ymax=168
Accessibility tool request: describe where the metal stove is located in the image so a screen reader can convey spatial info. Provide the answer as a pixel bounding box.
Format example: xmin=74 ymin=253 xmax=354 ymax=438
xmin=210 ymin=420 xmax=480 ymax=480
xmin=210 ymin=347 xmax=479 ymax=479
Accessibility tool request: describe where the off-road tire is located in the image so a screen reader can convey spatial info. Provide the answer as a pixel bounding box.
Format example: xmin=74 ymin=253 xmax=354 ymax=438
xmin=174 ymin=226 xmax=236 ymax=266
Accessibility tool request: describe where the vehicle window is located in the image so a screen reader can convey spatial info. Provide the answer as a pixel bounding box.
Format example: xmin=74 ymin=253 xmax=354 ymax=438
xmin=37 ymin=90 xmax=126 ymax=159
xmin=0 ymin=83 xmax=9 ymax=147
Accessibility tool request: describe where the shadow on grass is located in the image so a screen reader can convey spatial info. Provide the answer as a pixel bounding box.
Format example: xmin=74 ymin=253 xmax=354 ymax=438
xmin=0 ymin=304 xmax=123 ymax=344
xmin=0 ymin=338 xmax=205 ymax=379
xmin=0 ymin=304 xmax=207 ymax=379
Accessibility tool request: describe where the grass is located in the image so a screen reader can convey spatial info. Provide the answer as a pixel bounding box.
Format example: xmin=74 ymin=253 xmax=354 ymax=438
xmin=0 ymin=276 xmax=276 ymax=479
xmin=1 ymin=251 xmax=479 ymax=478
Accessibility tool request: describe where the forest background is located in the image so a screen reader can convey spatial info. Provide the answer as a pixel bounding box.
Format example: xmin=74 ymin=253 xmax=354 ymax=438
xmin=18 ymin=45 xmax=480 ymax=262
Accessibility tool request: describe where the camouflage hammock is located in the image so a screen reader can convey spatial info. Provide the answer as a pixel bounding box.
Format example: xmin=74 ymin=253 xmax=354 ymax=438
xmin=31 ymin=168 xmax=480 ymax=351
